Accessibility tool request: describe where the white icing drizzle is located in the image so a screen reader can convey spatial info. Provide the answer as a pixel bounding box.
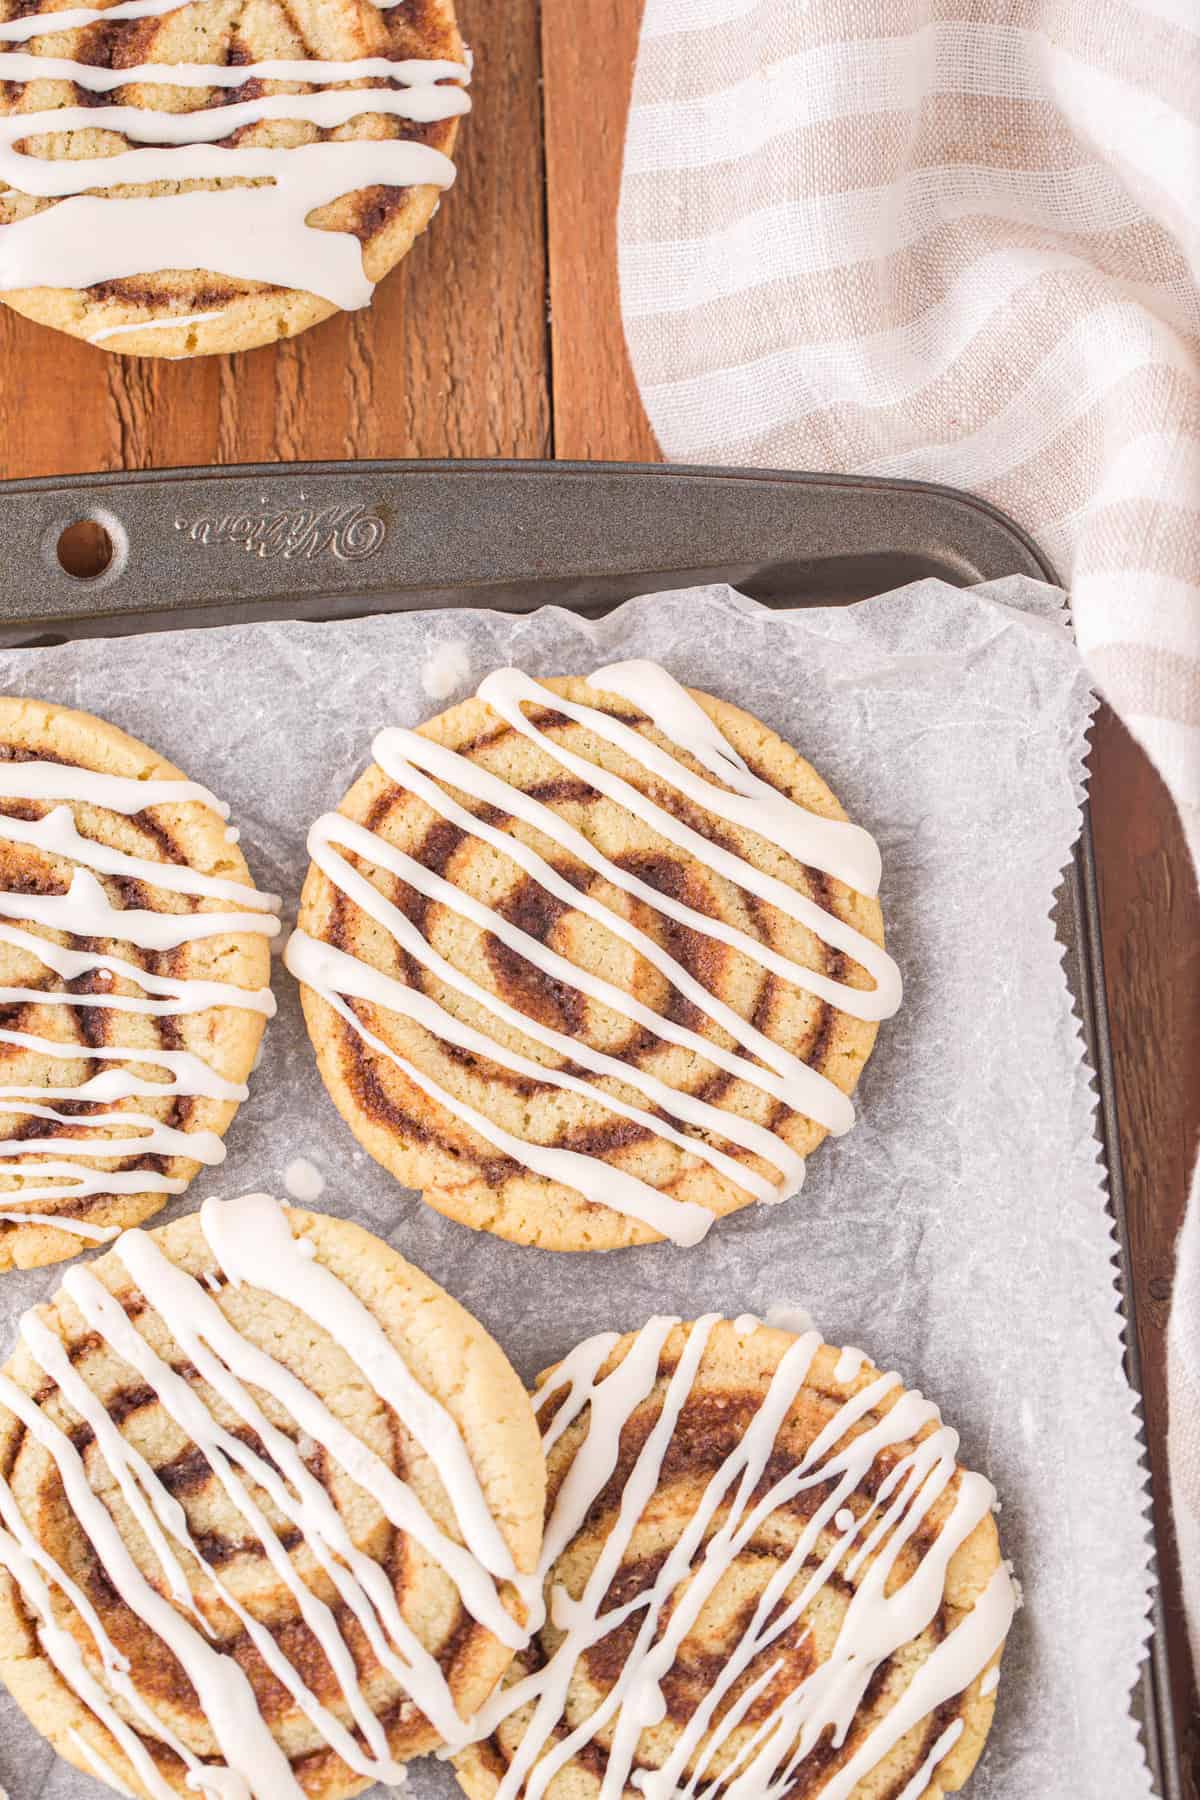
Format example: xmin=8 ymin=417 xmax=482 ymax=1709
xmin=476 ymin=670 xmax=900 ymax=1010
xmin=587 ymin=662 xmax=881 ymax=895
xmin=0 ymin=1194 xmax=533 ymax=1795
xmin=833 ymin=1345 xmax=867 ymax=1384
xmin=0 ymin=765 xmax=277 ymax=1233
xmin=0 ymin=804 xmax=274 ymax=908
xmin=0 ymin=914 xmax=276 ymax=1014
xmin=18 ymin=1308 xmax=215 ymax=1618
xmin=363 ymin=743 xmax=854 ymax=1117
xmin=0 ymin=1049 xmax=245 ymax=1103
xmin=68 ymin=1729 xmax=138 ymax=1798
xmin=52 ymin=1274 xmax=407 ymax=1784
xmin=287 ymin=934 xmax=717 ymax=1248
xmin=461 ymin=1316 xmax=1014 ymax=1800
xmin=0 ymin=1158 xmax=186 ymax=1207
xmin=0 ymin=5 xmax=470 ymax=309
xmin=290 ymin=922 xmax=778 ymax=1217
xmin=0 ymin=0 xmax=208 ymax=39
xmin=0 ymin=1104 xmax=227 ymax=1166
xmin=0 ymin=1209 xmax=117 ymax=1240
xmin=980 ymin=1665 xmax=1000 ymax=1696
xmin=113 ymin=1209 xmax=526 ymax=1667
xmin=893 ymin=1719 xmax=966 ymax=1800
xmin=89 ymin=308 xmax=224 ymax=345
xmin=0 ymin=0 xmax=408 ymax=42
xmin=0 ymin=1364 xmax=302 ymax=1798
xmin=0 ymin=88 xmax=465 ymax=189
xmin=0 ymin=763 xmax=227 ymax=815
xmin=0 ymin=52 xmax=468 ymax=88
xmin=372 ymin=716 xmax=897 ymax=1024
xmin=288 ymin=663 xmax=898 ymax=1248
xmin=0 ymin=1104 xmax=225 ymax=1163
xmin=297 ymin=805 xmax=832 ymax=1141
xmin=0 ymin=1493 xmax=205 ymax=1800
xmin=201 ymin=1194 xmax=528 ymax=1603
xmin=0 ymin=867 xmax=277 ymax=949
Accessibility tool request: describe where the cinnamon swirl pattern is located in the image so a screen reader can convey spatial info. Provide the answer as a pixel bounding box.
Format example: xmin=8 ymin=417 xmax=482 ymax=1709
xmin=0 ymin=697 xmax=277 ymax=1270
xmin=288 ymin=663 xmax=901 ymax=1251
xmin=0 ymin=0 xmax=468 ymax=355
xmin=0 ymin=1194 xmax=545 ymax=1799
xmin=453 ymin=1316 xmax=1014 ymax=1800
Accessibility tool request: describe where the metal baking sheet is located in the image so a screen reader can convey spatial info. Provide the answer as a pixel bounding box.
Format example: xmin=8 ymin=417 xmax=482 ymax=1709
xmin=0 ymin=459 xmax=1182 ymax=1800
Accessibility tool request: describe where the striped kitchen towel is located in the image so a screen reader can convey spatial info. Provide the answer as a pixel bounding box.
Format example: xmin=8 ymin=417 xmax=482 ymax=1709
xmin=616 ymin=0 xmax=1200 ymax=1700
xmin=617 ymin=1 xmax=1199 ymax=856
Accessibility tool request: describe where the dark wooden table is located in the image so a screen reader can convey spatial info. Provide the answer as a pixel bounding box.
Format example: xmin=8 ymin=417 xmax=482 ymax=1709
xmin=1 ymin=0 xmax=1196 ymax=1781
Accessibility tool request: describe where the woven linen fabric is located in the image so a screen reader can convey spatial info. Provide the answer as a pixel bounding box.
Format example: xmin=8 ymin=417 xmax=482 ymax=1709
xmin=616 ymin=0 xmax=1200 ymax=1724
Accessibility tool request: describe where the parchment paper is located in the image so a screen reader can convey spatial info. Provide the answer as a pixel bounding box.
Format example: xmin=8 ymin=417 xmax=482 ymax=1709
xmin=0 ymin=581 xmax=1154 ymax=1800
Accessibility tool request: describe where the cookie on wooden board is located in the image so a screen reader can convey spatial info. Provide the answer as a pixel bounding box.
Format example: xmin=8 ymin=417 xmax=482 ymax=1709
xmin=0 ymin=0 xmax=467 ymax=356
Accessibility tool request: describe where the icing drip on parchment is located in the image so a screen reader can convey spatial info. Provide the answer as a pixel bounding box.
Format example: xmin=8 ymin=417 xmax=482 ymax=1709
xmin=0 ymin=0 xmax=470 ymax=309
xmin=282 ymin=1155 xmax=325 ymax=1203
xmin=456 ymin=1316 xmax=1013 ymax=1800
xmin=286 ymin=662 xmax=902 ymax=1247
xmin=0 ymin=1192 xmax=531 ymax=1798
xmin=0 ymin=761 xmax=277 ymax=1239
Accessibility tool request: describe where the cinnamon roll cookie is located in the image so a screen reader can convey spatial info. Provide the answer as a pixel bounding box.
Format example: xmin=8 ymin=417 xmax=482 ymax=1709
xmin=0 ymin=0 xmax=469 ymax=356
xmin=288 ymin=662 xmax=901 ymax=1251
xmin=0 ymin=1193 xmax=545 ymax=1798
xmin=0 ymin=697 xmax=277 ymax=1270
xmin=453 ymin=1316 xmax=1014 ymax=1800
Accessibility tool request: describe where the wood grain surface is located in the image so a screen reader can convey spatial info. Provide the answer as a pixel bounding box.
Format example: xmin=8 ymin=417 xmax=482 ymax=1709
xmin=1091 ymin=707 xmax=1200 ymax=1794
xmin=0 ymin=0 xmax=1196 ymax=1784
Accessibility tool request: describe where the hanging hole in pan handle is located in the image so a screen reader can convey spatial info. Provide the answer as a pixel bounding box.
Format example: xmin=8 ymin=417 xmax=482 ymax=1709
xmin=43 ymin=508 xmax=129 ymax=589
xmin=57 ymin=519 xmax=113 ymax=579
